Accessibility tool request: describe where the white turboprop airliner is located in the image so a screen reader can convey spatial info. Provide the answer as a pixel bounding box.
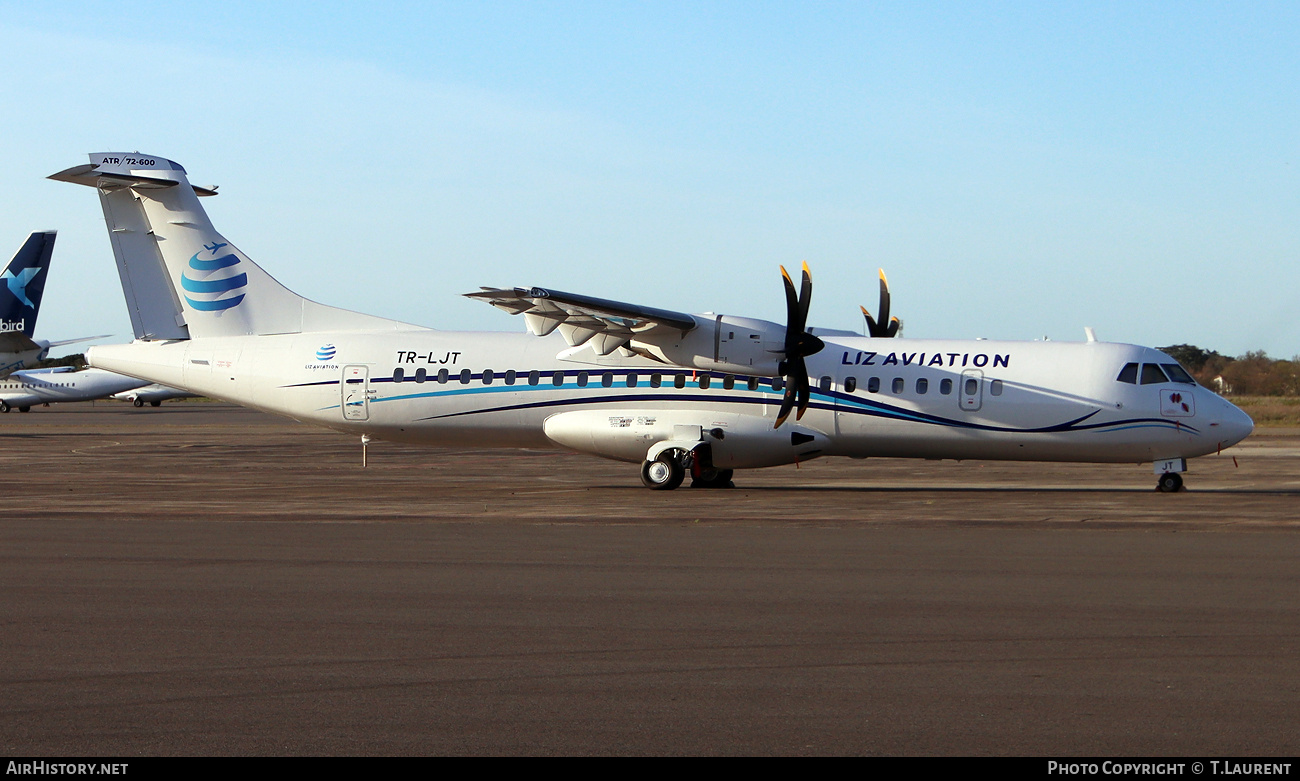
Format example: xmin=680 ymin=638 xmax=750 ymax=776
xmin=0 ymin=366 xmax=147 ymax=412
xmin=52 ymin=153 xmax=1253 ymax=492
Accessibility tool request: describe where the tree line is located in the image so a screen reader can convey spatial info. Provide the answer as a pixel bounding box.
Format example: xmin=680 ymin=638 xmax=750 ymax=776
xmin=1158 ymin=345 xmax=1300 ymax=396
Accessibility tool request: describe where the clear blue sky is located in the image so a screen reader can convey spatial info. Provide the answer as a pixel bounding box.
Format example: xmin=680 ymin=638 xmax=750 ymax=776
xmin=2 ymin=1 xmax=1297 ymax=358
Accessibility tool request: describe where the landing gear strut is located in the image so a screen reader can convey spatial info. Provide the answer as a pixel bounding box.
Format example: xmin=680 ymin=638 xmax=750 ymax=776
xmin=1156 ymin=473 xmax=1183 ymax=493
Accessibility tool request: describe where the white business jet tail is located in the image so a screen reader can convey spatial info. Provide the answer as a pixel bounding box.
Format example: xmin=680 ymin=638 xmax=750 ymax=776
xmin=50 ymin=153 xmax=418 ymax=339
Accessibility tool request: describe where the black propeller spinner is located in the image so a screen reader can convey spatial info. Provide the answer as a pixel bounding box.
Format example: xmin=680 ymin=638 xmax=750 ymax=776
xmin=774 ymin=262 xmax=825 ymax=429
xmin=861 ymin=268 xmax=901 ymax=338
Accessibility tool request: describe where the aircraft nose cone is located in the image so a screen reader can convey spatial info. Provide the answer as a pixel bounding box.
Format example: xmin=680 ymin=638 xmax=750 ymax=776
xmin=1217 ymin=400 xmax=1255 ymax=449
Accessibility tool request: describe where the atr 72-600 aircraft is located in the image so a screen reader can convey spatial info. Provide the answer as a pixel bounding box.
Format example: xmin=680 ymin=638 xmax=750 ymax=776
xmin=51 ymin=153 xmax=1253 ymax=492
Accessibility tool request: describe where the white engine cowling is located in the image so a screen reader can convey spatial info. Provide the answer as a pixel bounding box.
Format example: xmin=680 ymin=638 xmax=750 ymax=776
xmin=643 ymin=315 xmax=787 ymax=376
xmin=542 ymin=409 xmax=828 ymax=468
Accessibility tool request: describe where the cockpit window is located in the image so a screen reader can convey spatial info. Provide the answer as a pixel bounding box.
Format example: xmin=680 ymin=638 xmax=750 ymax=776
xmin=1117 ymin=363 xmax=1139 ymax=384
xmin=1140 ymin=363 xmax=1170 ymax=385
xmin=1160 ymin=363 xmax=1195 ymax=384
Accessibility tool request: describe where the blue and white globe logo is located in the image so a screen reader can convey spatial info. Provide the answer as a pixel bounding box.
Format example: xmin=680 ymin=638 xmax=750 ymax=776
xmin=316 ymin=344 xmax=337 ymax=361
xmin=181 ymin=241 xmax=246 ymax=312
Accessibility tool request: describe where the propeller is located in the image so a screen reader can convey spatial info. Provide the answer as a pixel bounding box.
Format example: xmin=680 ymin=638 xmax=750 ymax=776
xmin=861 ymin=268 xmax=901 ymax=338
xmin=774 ymin=262 xmax=825 ymax=428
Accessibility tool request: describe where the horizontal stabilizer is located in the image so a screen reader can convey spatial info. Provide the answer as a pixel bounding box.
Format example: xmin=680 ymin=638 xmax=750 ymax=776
xmin=0 ymin=332 xmax=39 ymax=353
xmin=49 ymin=162 xmax=218 ymax=196
xmin=46 ymin=334 xmax=112 ymax=349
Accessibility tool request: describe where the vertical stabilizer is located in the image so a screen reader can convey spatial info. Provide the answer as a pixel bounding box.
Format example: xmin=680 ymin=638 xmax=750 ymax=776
xmin=51 ymin=153 xmax=414 ymax=339
xmin=0 ymin=231 xmax=55 ymax=336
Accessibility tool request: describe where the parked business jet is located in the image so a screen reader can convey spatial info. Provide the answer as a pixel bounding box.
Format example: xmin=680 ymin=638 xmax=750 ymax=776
xmin=0 ymin=232 xmax=106 ymax=374
xmin=0 ymin=366 xmax=147 ymax=412
xmin=51 ymin=153 xmax=1253 ymax=492
xmin=112 ymin=383 xmax=197 ymax=407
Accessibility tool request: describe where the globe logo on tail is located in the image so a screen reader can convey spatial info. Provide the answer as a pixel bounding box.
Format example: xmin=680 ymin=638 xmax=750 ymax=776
xmin=181 ymin=242 xmax=246 ymax=312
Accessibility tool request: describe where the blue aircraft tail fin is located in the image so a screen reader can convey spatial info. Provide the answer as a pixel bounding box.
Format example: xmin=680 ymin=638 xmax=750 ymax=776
xmin=0 ymin=231 xmax=55 ymax=337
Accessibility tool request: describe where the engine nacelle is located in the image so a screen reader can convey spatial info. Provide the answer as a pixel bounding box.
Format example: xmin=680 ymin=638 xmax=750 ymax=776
xmin=641 ymin=315 xmax=786 ymax=376
xmin=542 ymin=409 xmax=828 ymax=469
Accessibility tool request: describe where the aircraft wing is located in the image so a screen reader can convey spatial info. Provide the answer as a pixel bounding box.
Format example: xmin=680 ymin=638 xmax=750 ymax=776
xmin=11 ymin=366 xmax=75 ymax=379
xmin=465 ymin=287 xmax=699 ymax=356
xmin=467 ymin=284 xmax=791 ymax=375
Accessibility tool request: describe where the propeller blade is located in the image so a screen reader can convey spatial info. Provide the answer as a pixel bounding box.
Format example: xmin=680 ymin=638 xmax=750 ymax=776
xmin=862 ymin=268 xmax=900 ymax=338
xmin=775 ymin=379 xmax=797 ymax=428
xmin=861 ymin=305 xmax=879 ymax=336
xmin=875 ymin=269 xmax=891 ymax=331
xmin=795 ymin=366 xmax=811 ymax=420
xmin=774 ymin=263 xmax=823 ymax=428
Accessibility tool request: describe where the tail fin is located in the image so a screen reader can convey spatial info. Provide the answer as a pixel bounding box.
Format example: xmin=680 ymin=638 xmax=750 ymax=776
xmin=0 ymin=231 xmax=55 ymax=336
xmin=50 ymin=153 xmax=414 ymax=339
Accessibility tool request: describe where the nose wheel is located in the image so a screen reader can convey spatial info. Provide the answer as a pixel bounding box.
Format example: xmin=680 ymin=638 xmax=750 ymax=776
xmin=1156 ymin=473 xmax=1183 ymax=493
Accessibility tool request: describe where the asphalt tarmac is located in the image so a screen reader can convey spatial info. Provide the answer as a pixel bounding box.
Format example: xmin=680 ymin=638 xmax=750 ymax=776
xmin=2 ymin=402 xmax=1297 ymax=756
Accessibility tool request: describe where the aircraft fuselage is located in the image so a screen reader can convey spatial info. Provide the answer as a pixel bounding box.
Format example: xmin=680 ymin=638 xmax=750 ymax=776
xmin=88 ymin=332 xmax=1253 ymax=468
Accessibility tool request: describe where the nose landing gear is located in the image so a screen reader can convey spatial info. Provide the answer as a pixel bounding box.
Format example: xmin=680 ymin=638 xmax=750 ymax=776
xmin=1156 ymin=473 xmax=1184 ymax=493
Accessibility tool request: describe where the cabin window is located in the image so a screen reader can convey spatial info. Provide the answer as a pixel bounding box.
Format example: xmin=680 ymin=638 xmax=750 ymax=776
xmin=627 ymin=373 xmax=638 ymax=388
xmin=1140 ymin=364 xmax=1169 ymax=385
xmin=482 ymin=369 xmax=494 ymax=385
xmin=867 ymin=377 xmax=880 ymax=394
xmin=892 ymin=377 xmax=904 ymax=394
xmin=819 ymin=376 xmax=832 ymax=392
xmin=990 ymin=379 xmax=1003 ymax=396
xmin=844 ymin=376 xmax=857 ymax=393
xmin=528 ymin=370 xmax=540 ymax=386
xmin=415 ymin=368 xmax=426 ymax=383
xmin=552 ymin=372 xmax=564 ymax=386
xmin=393 ymin=368 xmax=405 ymax=384
xmin=438 ymin=368 xmax=449 ymax=384
xmin=1116 ymin=363 xmax=1139 ymax=384
xmin=699 ymin=374 xmax=710 ymax=389
xmin=602 ymin=373 xmax=613 ymax=388
xmin=674 ymin=374 xmax=686 ymax=389
xmin=504 ymin=370 xmax=516 ymax=385
xmin=577 ymin=372 xmax=589 ymax=387
xmin=458 ymin=369 xmax=471 ymax=384
xmin=1161 ymin=363 xmax=1196 ymax=384
xmin=916 ymin=378 xmax=928 ymax=394
xmin=723 ymin=375 xmax=735 ymax=390
xmin=747 ymin=377 xmax=760 ymax=391
xmin=650 ymin=374 xmax=662 ymax=388
xmin=964 ymin=378 xmax=978 ymax=396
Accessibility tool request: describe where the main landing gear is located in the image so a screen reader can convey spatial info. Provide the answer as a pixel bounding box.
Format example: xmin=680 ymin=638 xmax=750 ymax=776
xmin=639 ymin=447 xmax=734 ymax=491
